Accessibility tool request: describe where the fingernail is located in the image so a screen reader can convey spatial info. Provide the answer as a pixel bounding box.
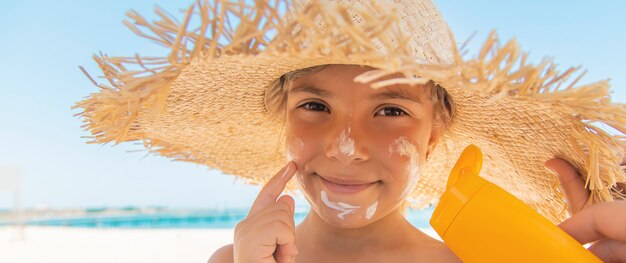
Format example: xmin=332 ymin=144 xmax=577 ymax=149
xmin=544 ymin=160 xmax=556 ymax=173
xmin=281 ymin=162 xmax=293 ymax=179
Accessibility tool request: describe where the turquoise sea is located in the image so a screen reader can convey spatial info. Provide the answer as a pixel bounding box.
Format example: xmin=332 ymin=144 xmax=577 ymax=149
xmin=10 ymin=207 xmax=434 ymax=229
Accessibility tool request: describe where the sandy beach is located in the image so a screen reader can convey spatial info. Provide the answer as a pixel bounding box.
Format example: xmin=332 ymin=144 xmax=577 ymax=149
xmin=0 ymin=226 xmax=440 ymax=262
xmin=0 ymin=226 xmax=233 ymax=263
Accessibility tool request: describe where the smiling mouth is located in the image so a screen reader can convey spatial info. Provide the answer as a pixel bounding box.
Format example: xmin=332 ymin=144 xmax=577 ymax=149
xmin=316 ymin=173 xmax=380 ymax=194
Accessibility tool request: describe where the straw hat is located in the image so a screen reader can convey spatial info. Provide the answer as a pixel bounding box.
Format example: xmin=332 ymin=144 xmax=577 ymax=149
xmin=74 ymin=0 xmax=626 ymax=222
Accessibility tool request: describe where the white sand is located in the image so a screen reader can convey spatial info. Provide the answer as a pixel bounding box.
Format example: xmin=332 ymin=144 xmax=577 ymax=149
xmin=0 ymin=226 xmax=233 ymax=263
xmin=1 ymin=226 xmax=440 ymax=263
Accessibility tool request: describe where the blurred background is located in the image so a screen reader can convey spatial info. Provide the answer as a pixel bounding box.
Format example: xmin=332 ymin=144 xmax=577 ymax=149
xmin=0 ymin=0 xmax=624 ymax=218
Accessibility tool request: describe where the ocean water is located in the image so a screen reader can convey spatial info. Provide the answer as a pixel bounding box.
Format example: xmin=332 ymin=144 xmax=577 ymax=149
xmin=16 ymin=207 xmax=434 ymax=229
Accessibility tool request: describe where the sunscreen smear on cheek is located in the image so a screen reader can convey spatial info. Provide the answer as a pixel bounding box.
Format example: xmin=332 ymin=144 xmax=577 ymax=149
xmin=286 ymin=137 xmax=304 ymax=162
xmin=365 ymin=200 xmax=378 ymax=220
xmin=393 ymin=137 xmax=422 ymax=198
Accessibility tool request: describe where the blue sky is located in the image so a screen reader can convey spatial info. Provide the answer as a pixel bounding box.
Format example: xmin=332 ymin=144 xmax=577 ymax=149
xmin=0 ymin=1 xmax=624 ymax=210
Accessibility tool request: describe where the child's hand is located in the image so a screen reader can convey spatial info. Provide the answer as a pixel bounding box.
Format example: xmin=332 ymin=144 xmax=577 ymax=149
xmin=546 ymin=158 xmax=626 ymax=262
xmin=233 ymin=162 xmax=298 ymax=263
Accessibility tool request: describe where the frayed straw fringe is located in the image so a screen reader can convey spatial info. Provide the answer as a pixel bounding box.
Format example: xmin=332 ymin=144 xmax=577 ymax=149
xmin=363 ymin=31 xmax=626 ymax=204
xmin=74 ymin=0 xmax=409 ymax=144
xmin=74 ymin=0 xmax=626 ymax=211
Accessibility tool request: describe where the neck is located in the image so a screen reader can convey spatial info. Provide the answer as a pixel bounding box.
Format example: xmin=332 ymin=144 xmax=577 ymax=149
xmin=296 ymin=206 xmax=414 ymax=253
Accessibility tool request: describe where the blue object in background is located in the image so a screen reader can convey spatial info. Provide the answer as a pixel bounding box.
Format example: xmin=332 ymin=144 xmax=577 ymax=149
xmin=7 ymin=208 xmax=434 ymax=229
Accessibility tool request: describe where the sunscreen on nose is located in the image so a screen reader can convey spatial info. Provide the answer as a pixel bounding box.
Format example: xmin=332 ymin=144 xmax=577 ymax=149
xmin=430 ymin=145 xmax=601 ymax=263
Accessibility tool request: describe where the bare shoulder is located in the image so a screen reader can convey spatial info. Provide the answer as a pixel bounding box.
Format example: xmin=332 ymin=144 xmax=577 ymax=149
xmin=207 ymin=244 xmax=233 ymax=263
xmin=388 ymin=239 xmax=461 ymax=263
xmin=423 ymin=242 xmax=461 ymax=262
xmin=407 ymin=229 xmax=461 ymax=262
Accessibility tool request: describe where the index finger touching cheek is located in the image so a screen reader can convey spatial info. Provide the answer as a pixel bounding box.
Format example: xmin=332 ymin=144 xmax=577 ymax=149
xmin=249 ymin=162 xmax=297 ymax=215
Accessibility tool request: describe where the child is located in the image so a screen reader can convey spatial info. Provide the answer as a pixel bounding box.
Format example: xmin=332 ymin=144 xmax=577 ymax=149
xmin=211 ymin=66 xmax=626 ymax=262
xmin=225 ymin=64 xmax=461 ymax=262
xmin=74 ymin=0 xmax=626 ymax=262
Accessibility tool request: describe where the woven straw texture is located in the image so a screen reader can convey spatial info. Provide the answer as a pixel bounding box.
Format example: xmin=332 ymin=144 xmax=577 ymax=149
xmin=74 ymin=0 xmax=626 ymax=223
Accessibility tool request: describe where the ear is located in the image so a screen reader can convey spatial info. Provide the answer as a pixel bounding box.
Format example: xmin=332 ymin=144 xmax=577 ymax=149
xmin=426 ymin=126 xmax=444 ymax=159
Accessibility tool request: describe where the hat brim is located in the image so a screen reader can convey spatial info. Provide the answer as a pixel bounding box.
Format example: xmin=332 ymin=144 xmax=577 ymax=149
xmin=75 ymin=0 xmax=626 ymax=222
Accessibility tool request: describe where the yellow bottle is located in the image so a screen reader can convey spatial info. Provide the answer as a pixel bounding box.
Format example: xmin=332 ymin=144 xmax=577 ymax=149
xmin=430 ymin=145 xmax=601 ymax=263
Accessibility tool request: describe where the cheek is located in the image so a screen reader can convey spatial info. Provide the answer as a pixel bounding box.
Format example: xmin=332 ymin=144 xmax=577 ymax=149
xmin=285 ymin=113 xmax=324 ymax=162
xmin=385 ymin=137 xmax=424 ymax=199
xmin=394 ymin=137 xmax=424 ymax=199
xmin=285 ymin=125 xmax=322 ymax=193
xmin=286 ymin=136 xmax=309 ymax=189
xmin=286 ymin=136 xmax=304 ymax=162
xmin=285 ymin=131 xmax=321 ymax=165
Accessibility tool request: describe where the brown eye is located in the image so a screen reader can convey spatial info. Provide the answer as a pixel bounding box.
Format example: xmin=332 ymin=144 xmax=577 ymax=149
xmin=375 ymin=107 xmax=407 ymax=117
xmin=299 ymin=102 xmax=329 ymax=112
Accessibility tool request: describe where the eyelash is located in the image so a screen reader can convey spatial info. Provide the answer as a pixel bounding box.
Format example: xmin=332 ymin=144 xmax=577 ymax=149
xmin=297 ymin=102 xmax=408 ymax=117
xmin=375 ymin=106 xmax=408 ymax=117
xmin=298 ymin=101 xmax=330 ymax=112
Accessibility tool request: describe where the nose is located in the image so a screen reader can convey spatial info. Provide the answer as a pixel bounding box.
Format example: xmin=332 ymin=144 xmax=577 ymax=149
xmin=325 ymin=127 xmax=369 ymax=165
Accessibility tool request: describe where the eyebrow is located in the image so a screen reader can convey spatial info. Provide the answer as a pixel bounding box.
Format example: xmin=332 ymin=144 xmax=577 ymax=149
xmin=289 ymin=85 xmax=334 ymax=98
xmin=370 ymin=89 xmax=423 ymax=104
xmin=289 ymin=85 xmax=423 ymax=104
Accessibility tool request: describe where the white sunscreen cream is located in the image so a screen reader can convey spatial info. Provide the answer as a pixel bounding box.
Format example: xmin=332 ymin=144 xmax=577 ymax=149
xmin=338 ymin=128 xmax=355 ymax=156
xmin=286 ymin=137 xmax=304 ymax=162
xmin=393 ymin=137 xmax=422 ymax=198
xmin=321 ymin=190 xmax=361 ymax=219
xmin=365 ymin=200 xmax=378 ymax=220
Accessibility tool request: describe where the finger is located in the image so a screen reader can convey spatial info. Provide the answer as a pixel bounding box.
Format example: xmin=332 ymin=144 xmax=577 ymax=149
xmin=275 ymin=195 xmax=298 ymax=263
xmin=276 ymin=195 xmax=296 ymax=232
xmin=274 ymin=227 xmax=298 ymax=263
xmin=249 ymin=162 xmax=296 ymax=215
xmin=245 ymin=196 xmax=296 ymax=231
xmin=237 ymin=205 xmax=295 ymax=237
xmin=248 ymin=220 xmax=296 ymax=263
xmin=588 ymin=239 xmax=626 ymax=263
xmin=277 ymin=195 xmax=296 ymax=216
xmin=558 ymin=201 xmax=626 ymax=244
xmin=545 ymin=158 xmax=590 ymax=214
xmin=249 ymin=219 xmax=296 ymax=263
xmin=275 ymin=243 xmax=298 ymax=263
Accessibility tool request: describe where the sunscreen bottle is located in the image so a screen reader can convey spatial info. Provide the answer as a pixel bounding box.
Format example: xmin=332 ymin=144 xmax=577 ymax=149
xmin=430 ymin=145 xmax=601 ymax=262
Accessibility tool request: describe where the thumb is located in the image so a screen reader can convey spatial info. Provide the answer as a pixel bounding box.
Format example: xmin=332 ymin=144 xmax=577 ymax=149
xmin=275 ymin=244 xmax=298 ymax=263
xmin=277 ymin=195 xmax=295 ymax=215
xmin=588 ymin=239 xmax=626 ymax=262
xmin=274 ymin=195 xmax=297 ymax=263
xmin=545 ymin=158 xmax=590 ymax=214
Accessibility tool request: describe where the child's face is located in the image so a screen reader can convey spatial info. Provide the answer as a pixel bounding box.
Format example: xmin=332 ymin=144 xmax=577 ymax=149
xmin=285 ymin=64 xmax=438 ymax=228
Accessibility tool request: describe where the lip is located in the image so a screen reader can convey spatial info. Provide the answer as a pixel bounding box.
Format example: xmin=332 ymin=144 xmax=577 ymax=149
xmin=318 ymin=174 xmax=379 ymax=194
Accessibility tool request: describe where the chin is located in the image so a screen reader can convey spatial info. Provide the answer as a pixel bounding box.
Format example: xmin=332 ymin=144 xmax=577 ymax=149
xmin=297 ymin=172 xmax=393 ymax=228
xmin=313 ymin=206 xmax=378 ymax=229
